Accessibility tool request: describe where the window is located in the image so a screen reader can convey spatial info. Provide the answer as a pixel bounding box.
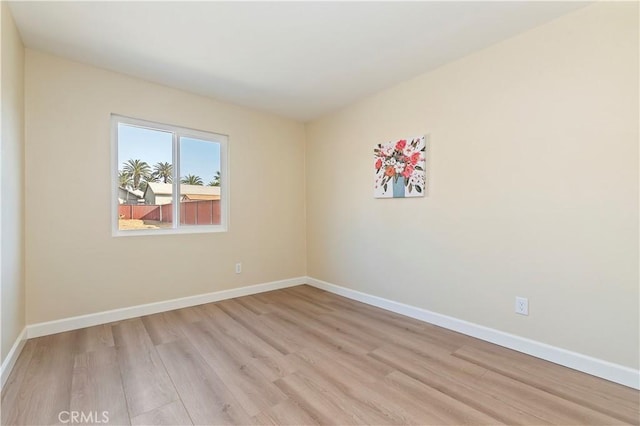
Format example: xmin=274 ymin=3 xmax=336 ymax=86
xmin=112 ymin=115 xmax=228 ymax=236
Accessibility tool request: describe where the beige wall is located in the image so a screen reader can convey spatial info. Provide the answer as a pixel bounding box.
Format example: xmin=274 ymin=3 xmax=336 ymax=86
xmin=306 ymin=3 xmax=639 ymax=369
xmin=1 ymin=2 xmax=26 ymax=363
xmin=24 ymin=50 xmax=306 ymax=324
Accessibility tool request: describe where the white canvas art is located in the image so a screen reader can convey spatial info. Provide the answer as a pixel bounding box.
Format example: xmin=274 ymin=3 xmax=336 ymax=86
xmin=374 ymin=135 xmax=427 ymax=198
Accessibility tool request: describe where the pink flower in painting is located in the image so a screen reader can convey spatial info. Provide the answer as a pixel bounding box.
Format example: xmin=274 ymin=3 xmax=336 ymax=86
xmin=375 ymin=158 xmax=382 ymax=169
xmin=395 ymin=139 xmax=407 ymax=151
xmin=402 ymin=164 xmax=414 ymax=179
xmin=410 ymin=152 xmax=421 ymax=165
xmin=385 ymin=166 xmax=396 ymax=177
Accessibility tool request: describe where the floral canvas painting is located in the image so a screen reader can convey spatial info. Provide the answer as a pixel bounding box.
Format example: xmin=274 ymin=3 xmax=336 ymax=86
xmin=374 ymin=135 xmax=427 ymax=198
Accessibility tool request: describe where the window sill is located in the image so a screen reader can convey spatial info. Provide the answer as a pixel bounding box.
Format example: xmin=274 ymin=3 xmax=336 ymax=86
xmin=112 ymin=225 xmax=227 ymax=237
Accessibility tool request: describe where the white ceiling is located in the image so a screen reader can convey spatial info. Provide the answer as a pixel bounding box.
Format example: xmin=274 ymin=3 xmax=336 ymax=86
xmin=9 ymin=1 xmax=588 ymax=122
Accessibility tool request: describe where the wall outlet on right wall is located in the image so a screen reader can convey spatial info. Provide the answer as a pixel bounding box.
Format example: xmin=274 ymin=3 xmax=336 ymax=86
xmin=515 ymin=297 xmax=529 ymax=315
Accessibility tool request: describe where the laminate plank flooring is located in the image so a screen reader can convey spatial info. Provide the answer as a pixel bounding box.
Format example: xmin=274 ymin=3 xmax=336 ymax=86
xmin=70 ymin=348 xmax=129 ymax=425
xmin=2 ymin=285 xmax=639 ymax=425
xmin=111 ymin=319 xmax=179 ymax=418
xmin=130 ymin=401 xmax=192 ymax=426
xmin=4 ymin=333 xmax=76 ymax=425
xmin=155 ymin=339 xmax=252 ymax=425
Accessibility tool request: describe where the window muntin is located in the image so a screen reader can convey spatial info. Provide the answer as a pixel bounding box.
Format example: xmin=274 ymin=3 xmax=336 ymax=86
xmin=112 ymin=115 xmax=228 ymax=236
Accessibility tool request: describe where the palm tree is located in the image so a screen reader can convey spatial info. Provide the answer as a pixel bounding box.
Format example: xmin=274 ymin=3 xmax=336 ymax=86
xmin=181 ymin=174 xmax=203 ymax=185
xmin=122 ymin=159 xmax=151 ymax=190
xmin=152 ymin=162 xmax=173 ymax=183
xmin=145 ymin=173 xmax=159 ymax=184
xmin=140 ymin=173 xmax=158 ymax=192
xmin=208 ymin=170 xmax=221 ymax=187
xmin=118 ymin=170 xmax=132 ymax=189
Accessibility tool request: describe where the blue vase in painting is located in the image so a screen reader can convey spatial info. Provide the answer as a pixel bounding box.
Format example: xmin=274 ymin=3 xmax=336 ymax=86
xmin=393 ymin=175 xmax=405 ymax=198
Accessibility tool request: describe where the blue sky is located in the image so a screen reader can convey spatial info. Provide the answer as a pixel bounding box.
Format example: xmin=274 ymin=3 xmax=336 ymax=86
xmin=118 ymin=124 xmax=220 ymax=184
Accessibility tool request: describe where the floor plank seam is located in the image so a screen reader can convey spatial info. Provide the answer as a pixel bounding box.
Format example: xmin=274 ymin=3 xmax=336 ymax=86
xmin=153 ymin=342 xmax=196 ymax=426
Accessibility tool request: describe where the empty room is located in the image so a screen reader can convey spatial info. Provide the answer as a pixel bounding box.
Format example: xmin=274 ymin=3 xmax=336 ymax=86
xmin=1 ymin=1 xmax=639 ymax=425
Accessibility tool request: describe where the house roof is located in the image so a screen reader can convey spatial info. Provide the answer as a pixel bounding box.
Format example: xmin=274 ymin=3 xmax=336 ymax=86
xmin=119 ymin=187 xmax=143 ymax=198
xmin=182 ymin=194 xmax=221 ymax=201
xmin=145 ymin=183 xmax=221 ymax=197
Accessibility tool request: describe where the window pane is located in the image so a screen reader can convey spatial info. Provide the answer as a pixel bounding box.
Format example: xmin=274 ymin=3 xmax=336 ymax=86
xmin=179 ymin=137 xmax=221 ymax=226
xmin=117 ymin=124 xmax=174 ymax=231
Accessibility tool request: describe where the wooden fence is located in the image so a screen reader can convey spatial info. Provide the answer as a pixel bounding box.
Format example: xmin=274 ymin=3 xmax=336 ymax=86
xmin=118 ymin=200 xmax=220 ymax=225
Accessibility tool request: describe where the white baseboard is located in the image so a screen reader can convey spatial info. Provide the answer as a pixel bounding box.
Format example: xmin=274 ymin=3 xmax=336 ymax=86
xmin=1 ymin=327 xmax=27 ymax=390
xmin=306 ymin=276 xmax=640 ymax=390
xmin=27 ymin=277 xmax=306 ymax=339
xmin=14 ymin=275 xmax=640 ymax=390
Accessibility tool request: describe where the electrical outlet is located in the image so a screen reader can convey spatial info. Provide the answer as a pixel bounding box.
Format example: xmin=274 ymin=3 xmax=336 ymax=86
xmin=515 ymin=297 xmax=529 ymax=316
xmin=235 ymin=262 xmax=242 ymax=274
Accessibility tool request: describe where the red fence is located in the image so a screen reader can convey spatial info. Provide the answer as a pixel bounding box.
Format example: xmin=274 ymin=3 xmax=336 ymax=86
xmin=118 ymin=200 xmax=220 ymax=225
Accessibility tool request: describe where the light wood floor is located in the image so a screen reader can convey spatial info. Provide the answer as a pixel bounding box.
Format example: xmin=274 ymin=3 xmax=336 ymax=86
xmin=2 ymin=285 xmax=639 ymax=425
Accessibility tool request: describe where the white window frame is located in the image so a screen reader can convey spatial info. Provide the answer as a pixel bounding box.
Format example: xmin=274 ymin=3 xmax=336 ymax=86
xmin=111 ymin=114 xmax=229 ymax=237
